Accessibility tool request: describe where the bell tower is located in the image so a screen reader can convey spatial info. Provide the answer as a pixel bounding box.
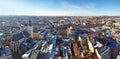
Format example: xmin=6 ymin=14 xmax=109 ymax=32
xmin=27 ymin=20 xmax=33 ymax=38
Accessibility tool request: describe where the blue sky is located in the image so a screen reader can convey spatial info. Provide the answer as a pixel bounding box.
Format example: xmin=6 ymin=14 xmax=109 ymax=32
xmin=0 ymin=0 xmax=120 ymax=16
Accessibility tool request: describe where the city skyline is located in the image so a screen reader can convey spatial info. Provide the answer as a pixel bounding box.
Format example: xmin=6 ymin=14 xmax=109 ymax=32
xmin=0 ymin=0 xmax=120 ymax=16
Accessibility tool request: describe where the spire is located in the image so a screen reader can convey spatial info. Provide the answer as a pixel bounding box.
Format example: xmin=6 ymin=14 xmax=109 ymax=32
xmin=29 ymin=20 xmax=32 ymax=26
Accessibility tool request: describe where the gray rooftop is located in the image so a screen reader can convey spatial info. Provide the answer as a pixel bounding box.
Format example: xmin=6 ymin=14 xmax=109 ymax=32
xmin=12 ymin=31 xmax=31 ymax=41
xmin=12 ymin=32 xmax=24 ymax=41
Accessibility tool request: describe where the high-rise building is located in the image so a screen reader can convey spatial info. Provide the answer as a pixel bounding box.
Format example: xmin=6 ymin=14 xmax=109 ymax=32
xmin=27 ymin=20 xmax=33 ymax=38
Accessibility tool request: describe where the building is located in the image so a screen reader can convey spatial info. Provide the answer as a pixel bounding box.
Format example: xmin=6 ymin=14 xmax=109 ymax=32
xmin=67 ymin=26 xmax=72 ymax=38
xmin=10 ymin=32 xmax=24 ymax=52
xmin=71 ymin=42 xmax=82 ymax=59
xmin=10 ymin=30 xmax=31 ymax=52
xmin=29 ymin=50 xmax=39 ymax=59
xmin=98 ymin=46 xmax=111 ymax=59
xmin=27 ymin=20 xmax=33 ymax=38
xmin=0 ymin=46 xmax=12 ymax=59
xmin=109 ymin=42 xmax=120 ymax=59
xmin=93 ymin=49 xmax=101 ymax=59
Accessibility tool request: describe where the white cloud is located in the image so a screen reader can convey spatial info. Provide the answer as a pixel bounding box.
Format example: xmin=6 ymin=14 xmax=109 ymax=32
xmin=58 ymin=2 xmax=97 ymax=16
xmin=0 ymin=0 xmax=120 ymax=16
xmin=34 ymin=2 xmax=100 ymax=16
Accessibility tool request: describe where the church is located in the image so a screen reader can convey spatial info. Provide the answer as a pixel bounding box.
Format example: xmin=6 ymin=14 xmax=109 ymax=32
xmin=10 ymin=20 xmax=33 ymax=53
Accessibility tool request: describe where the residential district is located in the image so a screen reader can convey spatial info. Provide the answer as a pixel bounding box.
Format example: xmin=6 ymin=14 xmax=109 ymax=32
xmin=0 ymin=16 xmax=120 ymax=59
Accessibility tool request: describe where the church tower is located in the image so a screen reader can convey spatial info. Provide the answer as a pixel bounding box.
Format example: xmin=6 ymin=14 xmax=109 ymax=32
xmin=27 ymin=20 xmax=33 ymax=38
